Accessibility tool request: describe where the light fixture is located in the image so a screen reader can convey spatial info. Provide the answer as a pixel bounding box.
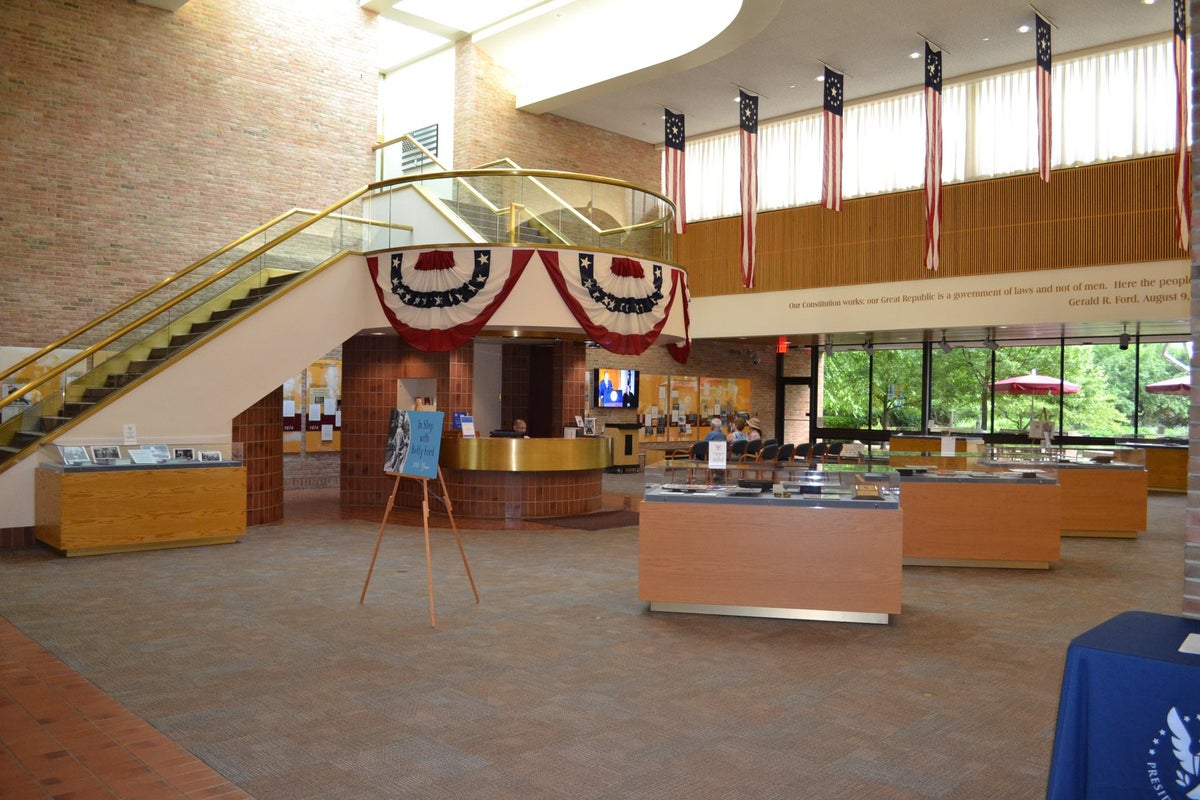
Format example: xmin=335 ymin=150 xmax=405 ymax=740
xmin=1018 ymin=23 xmax=1031 ymax=33
xmin=824 ymin=341 xmax=834 ymax=358
xmin=863 ymin=339 xmax=874 ymax=356
xmin=939 ymin=333 xmax=953 ymax=354
xmin=776 ymin=336 xmax=789 ymax=355
xmin=1119 ymin=326 xmax=1131 ymax=350
xmin=985 ymin=337 xmax=999 ymax=351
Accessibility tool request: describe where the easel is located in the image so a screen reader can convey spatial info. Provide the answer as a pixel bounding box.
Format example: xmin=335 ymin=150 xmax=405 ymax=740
xmin=360 ymin=465 xmax=479 ymax=628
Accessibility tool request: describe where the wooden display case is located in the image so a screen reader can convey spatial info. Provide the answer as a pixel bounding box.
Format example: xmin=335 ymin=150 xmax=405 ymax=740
xmin=899 ymin=474 xmax=1060 ymax=568
xmin=35 ymin=462 xmax=246 ymax=556
xmin=638 ymin=475 xmax=902 ymax=624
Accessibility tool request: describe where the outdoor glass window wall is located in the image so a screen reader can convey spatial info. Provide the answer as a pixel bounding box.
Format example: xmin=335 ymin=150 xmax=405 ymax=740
xmin=816 ymin=337 xmax=1190 ymax=444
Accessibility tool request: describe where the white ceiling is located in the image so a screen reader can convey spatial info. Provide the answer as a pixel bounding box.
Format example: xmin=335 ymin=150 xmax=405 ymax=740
xmin=368 ymin=0 xmax=1176 ymax=143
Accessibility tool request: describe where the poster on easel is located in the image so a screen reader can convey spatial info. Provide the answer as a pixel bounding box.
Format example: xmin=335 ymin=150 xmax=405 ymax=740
xmin=384 ymin=409 xmax=444 ymax=478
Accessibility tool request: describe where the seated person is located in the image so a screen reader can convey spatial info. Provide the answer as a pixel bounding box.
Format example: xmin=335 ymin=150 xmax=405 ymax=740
xmin=513 ymin=418 xmax=528 ymax=437
xmin=728 ymin=418 xmax=749 ymax=444
xmin=704 ymin=417 xmax=726 ymax=443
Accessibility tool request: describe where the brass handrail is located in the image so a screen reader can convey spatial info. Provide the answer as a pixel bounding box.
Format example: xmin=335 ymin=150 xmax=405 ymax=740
xmin=0 ymin=186 xmax=371 ymax=412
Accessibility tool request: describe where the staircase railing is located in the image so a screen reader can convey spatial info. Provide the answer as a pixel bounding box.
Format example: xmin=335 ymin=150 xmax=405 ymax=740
xmin=0 ymin=151 xmax=676 ymax=468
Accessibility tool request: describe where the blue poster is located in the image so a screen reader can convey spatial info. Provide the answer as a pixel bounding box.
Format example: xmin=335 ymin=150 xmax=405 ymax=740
xmin=383 ymin=409 xmax=444 ymax=478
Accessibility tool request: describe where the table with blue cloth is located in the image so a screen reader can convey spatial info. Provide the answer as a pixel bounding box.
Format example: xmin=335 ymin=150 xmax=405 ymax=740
xmin=1046 ymin=610 xmax=1200 ymax=800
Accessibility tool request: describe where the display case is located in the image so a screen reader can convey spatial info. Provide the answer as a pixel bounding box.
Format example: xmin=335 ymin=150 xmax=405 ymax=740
xmin=35 ymin=443 xmax=246 ymax=556
xmin=897 ymin=470 xmax=1061 ymax=568
xmin=638 ymin=467 xmax=902 ymax=624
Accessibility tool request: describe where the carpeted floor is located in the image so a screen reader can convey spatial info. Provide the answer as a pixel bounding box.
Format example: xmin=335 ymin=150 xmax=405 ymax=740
xmin=0 ymin=477 xmax=1189 ymax=800
xmin=538 ymin=509 xmax=640 ymax=530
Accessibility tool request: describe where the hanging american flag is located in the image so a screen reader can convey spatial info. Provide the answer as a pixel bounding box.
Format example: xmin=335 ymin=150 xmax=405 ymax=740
xmin=924 ymin=44 xmax=942 ymax=271
xmin=1036 ymin=14 xmax=1052 ymax=183
xmin=739 ymin=90 xmax=758 ymax=288
xmin=663 ymin=109 xmax=687 ymax=235
xmin=1173 ymin=0 xmax=1190 ymax=250
xmin=822 ymin=67 xmax=844 ymax=212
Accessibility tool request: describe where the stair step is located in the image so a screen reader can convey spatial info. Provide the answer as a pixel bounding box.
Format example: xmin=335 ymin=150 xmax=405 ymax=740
xmin=13 ymin=431 xmax=43 ymax=447
xmin=265 ymin=272 xmax=299 ymax=287
xmin=41 ymin=416 xmax=71 ymax=431
xmin=81 ymin=386 xmax=116 ymax=402
xmin=227 ymin=295 xmax=261 ymax=310
xmin=209 ymin=308 xmax=238 ymax=322
xmin=0 ymin=446 xmax=20 ymax=462
xmin=148 ymin=345 xmax=184 ymax=360
xmin=63 ymin=402 xmax=96 ymax=417
xmin=189 ymin=319 xmax=222 ymax=334
xmin=168 ymin=332 xmax=202 ymax=348
xmin=125 ymin=359 xmax=161 ymax=375
xmin=104 ymin=374 xmax=137 ymax=388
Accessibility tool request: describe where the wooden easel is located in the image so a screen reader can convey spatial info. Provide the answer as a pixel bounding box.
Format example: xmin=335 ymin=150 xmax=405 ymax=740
xmin=359 ymin=465 xmax=479 ymax=628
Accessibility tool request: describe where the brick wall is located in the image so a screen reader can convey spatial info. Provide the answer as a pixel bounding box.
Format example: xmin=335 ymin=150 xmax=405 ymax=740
xmin=453 ymin=41 xmax=659 ymax=189
xmin=0 ymin=0 xmax=378 ymax=346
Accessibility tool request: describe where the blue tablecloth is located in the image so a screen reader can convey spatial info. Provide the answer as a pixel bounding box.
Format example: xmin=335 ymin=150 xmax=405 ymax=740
xmin=1046 ymin=611 xmax=1200 ymax=800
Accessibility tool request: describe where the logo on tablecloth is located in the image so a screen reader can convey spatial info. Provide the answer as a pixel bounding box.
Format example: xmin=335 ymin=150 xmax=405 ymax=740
xmin=1147 ymin=706 xmax=1200 ymax=799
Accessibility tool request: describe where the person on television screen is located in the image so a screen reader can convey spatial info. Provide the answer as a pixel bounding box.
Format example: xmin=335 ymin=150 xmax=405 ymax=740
xmin=704 ymin=417 xmax=726 ymax=443
xmin=598 ymin=371 xmax=614 ymax=404
xmin=513 ymin=418 xmax=528 ymax=437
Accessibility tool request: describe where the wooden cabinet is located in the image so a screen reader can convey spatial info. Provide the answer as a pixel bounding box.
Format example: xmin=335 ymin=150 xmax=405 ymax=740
xmin=36 ymin=464 xmax=246 ymax=556
xmin=639 ymin=490 xmax=902 ymax=624
xmin=899 ymin=477 xmax=1060 ymax=568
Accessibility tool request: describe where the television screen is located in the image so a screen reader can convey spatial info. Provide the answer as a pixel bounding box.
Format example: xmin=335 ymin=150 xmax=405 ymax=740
xmin=594 ymin=369 xmax=638 ymax=409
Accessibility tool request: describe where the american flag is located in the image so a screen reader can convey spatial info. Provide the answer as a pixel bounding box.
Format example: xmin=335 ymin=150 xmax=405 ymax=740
xmin=663 ymin=109 xmax=687 ymax=235
xmin=822 ymin=67 xmax=844 ymax=211
xmin=739 ymin=90 xmax=758 ymax=288
xmin=924 ymin=44 xmax=942 ymax=271
xmin=1173 ymin=0 xmax=1190 ymax=250
xmin=1036 ymin=14 xmax=1051 ymax=183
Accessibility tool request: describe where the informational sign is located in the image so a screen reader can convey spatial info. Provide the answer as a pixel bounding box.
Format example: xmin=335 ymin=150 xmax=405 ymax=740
xmin=460 ymin=416 xmax=476 ymax=439
xmin=708 ymin=440 xmax=727 ymax=469
xmin=384 ymin=409 xmax=444 ymax=478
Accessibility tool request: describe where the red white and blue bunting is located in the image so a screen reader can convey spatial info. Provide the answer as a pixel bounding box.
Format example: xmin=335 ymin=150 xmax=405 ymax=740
xmin=367 ymin=247 xmax=690 ymax=362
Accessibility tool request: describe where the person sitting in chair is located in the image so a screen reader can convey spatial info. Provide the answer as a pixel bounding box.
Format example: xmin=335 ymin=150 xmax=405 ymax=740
xmin=513 ymin=418 xmax=528 ymax=437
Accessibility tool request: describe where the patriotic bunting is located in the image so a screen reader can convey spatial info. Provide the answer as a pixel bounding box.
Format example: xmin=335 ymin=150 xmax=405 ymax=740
xmin=367 ymin=249 xmax=533 ymax=351
xmin=1173 ymin=0 xmax=1190 ymax=251
xmin=822 ymin=67 xmax=844 ymax=211
xmin=537 ymin=251 xmax=687 ymax=355
xmin=738 ymin=90 xmax=759 ymax=288
xmin=1036 ymin=14 xmax=1052 ymax=183
xmin=664 ymin=109 xmax=687 ymax=235
xmin=368 ymin=247 xmax=691 ymax=361
xmin=924 ymin=44 xmax=942 ymax=271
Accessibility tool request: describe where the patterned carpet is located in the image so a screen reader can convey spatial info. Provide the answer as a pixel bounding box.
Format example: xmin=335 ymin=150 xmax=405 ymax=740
xmin=0 ymin=482 xmax=1188 ymax=800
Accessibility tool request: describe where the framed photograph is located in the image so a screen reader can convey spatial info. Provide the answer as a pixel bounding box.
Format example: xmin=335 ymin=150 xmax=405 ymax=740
xmin=145 ymin=444 xmax=170 ymax=461
xmin=199 ymin=450 xmax=222 ymax=462
xmin=59 ymin=445 xmax=90 ymax=465
xmin=583 ymin=417 xmax=597 ymax=436
xmin=89 ymin=445 xmax=121 ymax=462
xmin=128 ymin=449 xmax=157 ymax=465
xmin=173 ymin=447 xmax=195 ymax=461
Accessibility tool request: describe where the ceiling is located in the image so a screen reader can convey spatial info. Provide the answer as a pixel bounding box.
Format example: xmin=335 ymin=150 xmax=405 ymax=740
xmin=364 ymin=0 xmax=1187 ymax=347
xmin=369 ymin=0 xmax=1175 ymax=143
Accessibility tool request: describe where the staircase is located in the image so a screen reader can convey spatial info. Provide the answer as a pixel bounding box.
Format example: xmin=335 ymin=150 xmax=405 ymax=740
xmin=0 ymin=271 xmax=301 ymax=466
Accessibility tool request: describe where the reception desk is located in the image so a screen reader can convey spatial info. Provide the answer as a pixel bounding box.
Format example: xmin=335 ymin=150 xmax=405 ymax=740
xmin=436 ymin=437 xmax=611 ymax=519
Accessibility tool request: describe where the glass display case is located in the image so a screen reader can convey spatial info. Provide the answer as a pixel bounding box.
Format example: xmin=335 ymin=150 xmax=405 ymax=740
xmin=642 ymin=462 xmax=899 ymax=509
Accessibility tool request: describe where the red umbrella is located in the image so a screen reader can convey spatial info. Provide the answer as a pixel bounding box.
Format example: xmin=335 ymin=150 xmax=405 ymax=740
xmin=992 ymin=369 xmax=1080 ymax=396
xmin=1145 ymin=375 xmax=1190 ymax=395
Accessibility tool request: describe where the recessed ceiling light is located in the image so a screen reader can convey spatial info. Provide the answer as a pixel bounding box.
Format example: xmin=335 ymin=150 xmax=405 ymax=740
xmin=788 ymin=83 xmax=796 ymax=89
xmin=982 ymin=36 xmax=990 ymax=41
xmin=815 ymin=74 xmax=825 ymax=82
xmin=1143 ymin=0 xmax=1156 ymax=5
xmin=1018 ymin=24 xmax=1031 ymax=33
xmin=910 ymin=51 xmax=921 ymax=59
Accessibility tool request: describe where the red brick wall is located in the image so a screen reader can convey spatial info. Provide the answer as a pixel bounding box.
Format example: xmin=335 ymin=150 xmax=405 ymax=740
xmin=453 ymin=41 xmax=659 ymax=189
xmin=0 ymin=0 xmax=377 ymax=347
xmin=232 ymin=387 xmax=284 ymax=526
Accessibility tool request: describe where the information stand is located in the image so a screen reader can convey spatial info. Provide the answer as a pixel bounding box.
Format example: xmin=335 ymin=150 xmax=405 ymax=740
xmin=359 ymin=410 xmax=479 ymax=627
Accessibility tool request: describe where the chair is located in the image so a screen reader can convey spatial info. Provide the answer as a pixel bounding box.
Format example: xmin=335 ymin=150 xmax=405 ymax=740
xmin=691 ymin=440 xmax=709 ymax=461
xmin=729 ymin=439 xmax=749 ymax=461
xmin=810 ymin=441 xmax=828 ymax=465
xmin=744 ymin=439 xmax=763 ymax=460
xmin=758 ymin=442 xmax=779 ymax=462
xmin=776 ymin=443 xmax=794 ymax=463
xmin=826 ymin=442 xmax=845 ymax=463
xmin=793 ymin=442 xmax=812 ymax=463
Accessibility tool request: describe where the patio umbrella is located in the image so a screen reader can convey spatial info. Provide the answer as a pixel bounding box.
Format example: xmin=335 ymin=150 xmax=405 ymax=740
xmin=991 ymin=369 xmax=1080 ymax=396
xmin=1144 ymin=375 xmax=1191 ymax=395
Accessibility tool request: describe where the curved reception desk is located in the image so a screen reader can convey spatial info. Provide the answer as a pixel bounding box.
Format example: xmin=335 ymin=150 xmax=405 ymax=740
xmin=438 ymin=437 xmax=611 ymax=519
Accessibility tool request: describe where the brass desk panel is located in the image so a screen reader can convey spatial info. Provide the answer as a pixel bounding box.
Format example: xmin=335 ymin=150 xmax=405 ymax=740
xmin=440 ymin=437 xmax=610 ymax=472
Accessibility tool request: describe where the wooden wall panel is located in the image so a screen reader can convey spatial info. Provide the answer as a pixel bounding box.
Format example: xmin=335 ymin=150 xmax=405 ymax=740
xmin=678 ymin=155 xmax=1182 ymax=297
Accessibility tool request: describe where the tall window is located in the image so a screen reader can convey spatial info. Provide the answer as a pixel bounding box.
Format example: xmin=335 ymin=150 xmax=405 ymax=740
xmin=684 ymin=37 xmax=1185 ymax=221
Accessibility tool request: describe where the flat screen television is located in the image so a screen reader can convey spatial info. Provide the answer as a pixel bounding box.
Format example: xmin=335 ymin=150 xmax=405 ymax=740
xmin=593 ymin=368 xmax=638 ymax=409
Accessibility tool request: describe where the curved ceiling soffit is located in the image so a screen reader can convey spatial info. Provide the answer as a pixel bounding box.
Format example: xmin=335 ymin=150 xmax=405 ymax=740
xmin=505 ymin=0 xmax=786 ymax=116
